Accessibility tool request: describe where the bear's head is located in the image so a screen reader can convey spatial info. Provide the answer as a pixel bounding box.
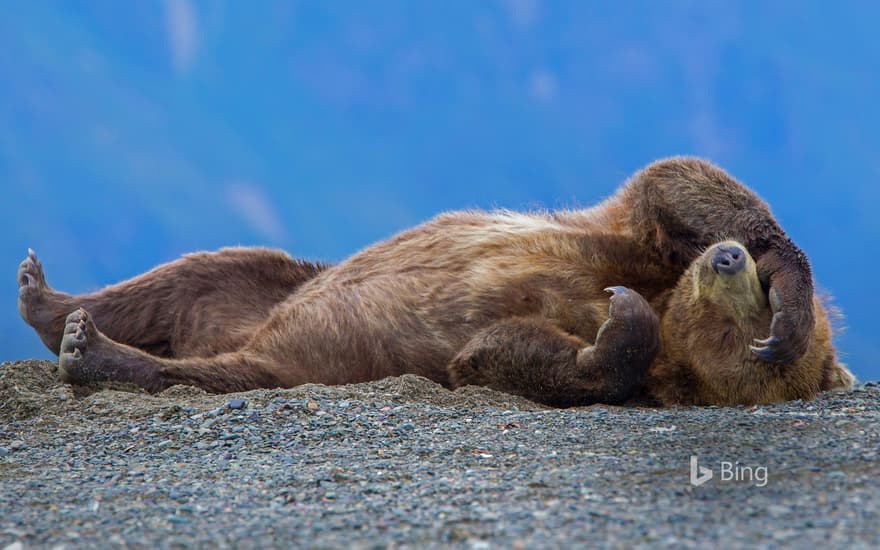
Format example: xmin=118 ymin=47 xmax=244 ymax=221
xmin=648 ymin=240 xmax=854 ymax=405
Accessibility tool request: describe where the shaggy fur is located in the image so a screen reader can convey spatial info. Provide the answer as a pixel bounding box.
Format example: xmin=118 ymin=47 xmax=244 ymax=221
xmin=17 ymin=157 xmax=853 ymax=406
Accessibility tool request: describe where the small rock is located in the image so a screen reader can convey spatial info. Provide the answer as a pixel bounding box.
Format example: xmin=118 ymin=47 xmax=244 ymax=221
xmin=648 ymin=425 xmax=677 ymax=433
xmin=766 ymin=504 xmax=789 ymax=517
xmin=168 ymin=516 xmax=187 ymax=524
xmin=0 ymin=446 xmax=9 ymax=457
xmin=201 ymin=418 xmax=219 ymax=429
xmin=227 ymin=399 xmax=246 ymax=410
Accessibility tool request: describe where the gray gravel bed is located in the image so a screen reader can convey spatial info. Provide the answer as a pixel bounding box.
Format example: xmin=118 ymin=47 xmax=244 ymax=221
xmin=1 ymin=360 xmax=878 ymax=549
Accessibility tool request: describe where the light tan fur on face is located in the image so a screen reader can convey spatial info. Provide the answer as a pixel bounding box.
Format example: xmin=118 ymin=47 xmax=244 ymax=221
xmin=689 ymin=240 xmax=767 ymax=318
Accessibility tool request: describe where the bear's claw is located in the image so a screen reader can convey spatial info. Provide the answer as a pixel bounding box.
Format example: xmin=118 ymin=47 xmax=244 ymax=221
xmin=751 ymin=308 xmax=802 ymax=364
xmin=750 ymin=287 xmax=804 ymax=365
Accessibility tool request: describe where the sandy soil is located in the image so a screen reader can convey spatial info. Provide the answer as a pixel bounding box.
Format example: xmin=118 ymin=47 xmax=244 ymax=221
xmin=1 ymin=359 xmax=878 ymax=548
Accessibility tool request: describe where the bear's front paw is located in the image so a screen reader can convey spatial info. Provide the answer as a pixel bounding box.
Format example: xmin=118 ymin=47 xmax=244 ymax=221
xmin=750 ymin=287 xmax=810 ymax=364
xmin=595 ymin=286 xmax=660 ymax=367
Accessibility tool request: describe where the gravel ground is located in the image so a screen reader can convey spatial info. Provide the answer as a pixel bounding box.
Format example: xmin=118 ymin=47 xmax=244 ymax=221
xmin=1 ymin=360 xmax=878 ymax=549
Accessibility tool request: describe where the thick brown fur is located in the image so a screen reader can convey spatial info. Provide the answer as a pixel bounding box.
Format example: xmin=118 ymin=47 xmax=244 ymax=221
xmin=17 ymin=157 xmax=854 ymax=406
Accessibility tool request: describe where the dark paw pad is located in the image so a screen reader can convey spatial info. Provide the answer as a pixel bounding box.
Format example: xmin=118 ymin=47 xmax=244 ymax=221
xmin=597 ymin=286 xmax=660 ymax=364
xmin=59 ymin=308 xmax=92 ymax=383
xmin=17 ymin=248 xmax=48 ymax=321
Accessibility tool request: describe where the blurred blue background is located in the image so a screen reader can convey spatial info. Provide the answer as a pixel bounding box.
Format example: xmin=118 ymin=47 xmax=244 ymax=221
xmin=1 ymin=1 xmax=877 ymax=380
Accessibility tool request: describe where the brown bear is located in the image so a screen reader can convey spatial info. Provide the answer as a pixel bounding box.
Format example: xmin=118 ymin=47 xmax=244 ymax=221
xmin=17 ymin=157 xmax=853 ymax=406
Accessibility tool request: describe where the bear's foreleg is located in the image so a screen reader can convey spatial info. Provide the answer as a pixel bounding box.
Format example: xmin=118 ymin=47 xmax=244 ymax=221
xmin=448 ymin=287 xmax=659 ymax=407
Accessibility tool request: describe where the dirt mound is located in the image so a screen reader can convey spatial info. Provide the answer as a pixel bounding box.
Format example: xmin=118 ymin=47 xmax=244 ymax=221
xmin=0 ymin=360 xmax=545 ymax=422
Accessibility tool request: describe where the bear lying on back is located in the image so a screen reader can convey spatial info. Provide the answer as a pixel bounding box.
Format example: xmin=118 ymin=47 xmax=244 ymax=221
xmin=17 ymin=157 xmax=854 ymax=406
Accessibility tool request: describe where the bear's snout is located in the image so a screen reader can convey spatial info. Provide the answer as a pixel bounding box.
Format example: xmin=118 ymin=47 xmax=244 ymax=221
xmin=711 ymin=244 xmax=746 ymax=275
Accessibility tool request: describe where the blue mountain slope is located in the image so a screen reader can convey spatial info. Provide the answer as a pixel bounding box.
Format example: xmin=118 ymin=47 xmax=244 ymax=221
xmin=1 ymin=1 xmax=877 ymax=379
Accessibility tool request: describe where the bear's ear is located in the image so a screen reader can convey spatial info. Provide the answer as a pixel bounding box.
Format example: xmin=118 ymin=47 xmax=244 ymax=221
xmin=649 ymin=211 xmax=704 ymax=266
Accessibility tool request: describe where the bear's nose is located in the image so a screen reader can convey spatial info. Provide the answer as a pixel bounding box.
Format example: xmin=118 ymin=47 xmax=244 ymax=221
xmin=711 ymin=244 xmax=746 ymax=275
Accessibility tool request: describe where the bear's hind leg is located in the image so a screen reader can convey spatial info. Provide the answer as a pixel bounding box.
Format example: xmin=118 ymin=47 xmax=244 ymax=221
xmin=18 ymin=248 xmax=75 ymax=354
xmin=18 ymin=247 xmax=326 ymax=358
xmin=59 ymin=307 xmax=288 ymax=393
xmin=448 ymin=287 xmax=660 ymax=407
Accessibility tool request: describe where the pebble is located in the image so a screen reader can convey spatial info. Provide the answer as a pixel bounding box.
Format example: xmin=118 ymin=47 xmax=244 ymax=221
xmin=227 ymin=399 xmax=246 ymax=410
